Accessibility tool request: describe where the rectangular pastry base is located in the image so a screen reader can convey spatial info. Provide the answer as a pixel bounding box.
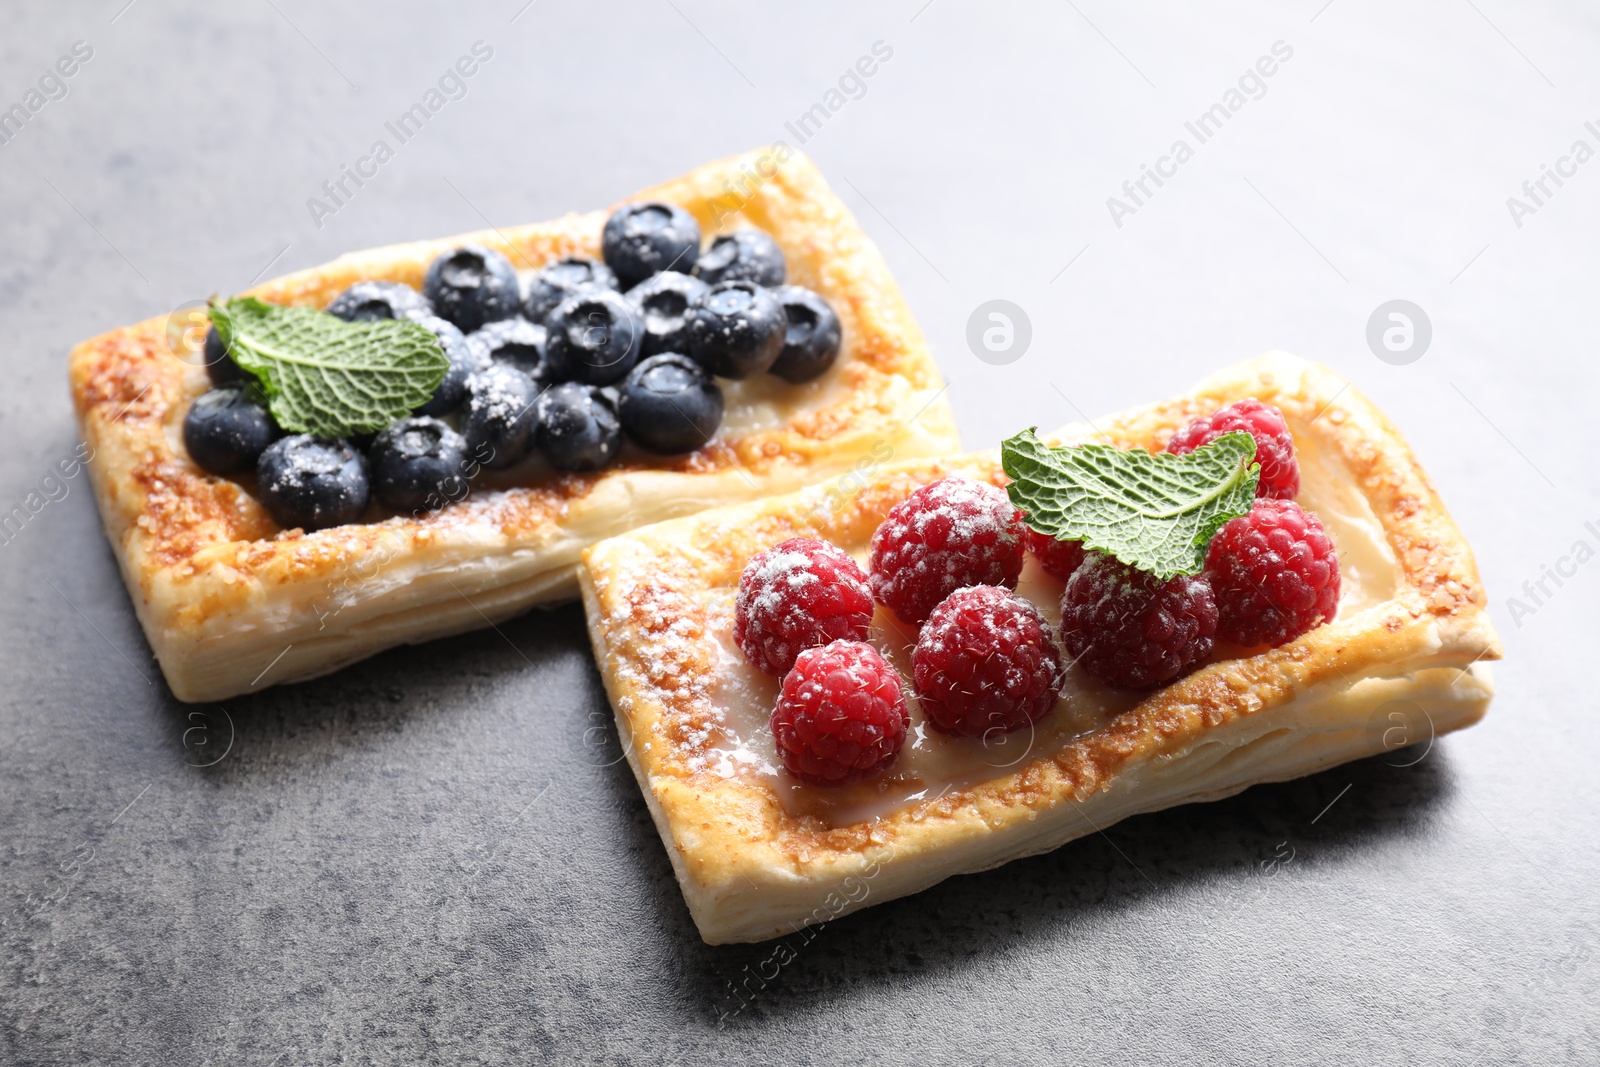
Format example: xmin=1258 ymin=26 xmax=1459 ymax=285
xmin=68 ymin=149 xmax=959 ymax=701
xmin=580 ymin=352 xmax=1503 ymax=944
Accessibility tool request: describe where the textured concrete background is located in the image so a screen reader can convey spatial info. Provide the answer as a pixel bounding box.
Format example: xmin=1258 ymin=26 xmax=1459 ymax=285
xmin=2 ymin=1 xmax=1597 ymax=1063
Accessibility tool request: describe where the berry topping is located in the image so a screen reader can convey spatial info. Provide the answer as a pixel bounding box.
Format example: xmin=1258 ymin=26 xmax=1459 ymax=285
xmin=256 ymin=435 xmax=370 ymax=532
xmin=624 ymin=270 xmax=709 ymax=357
xmin=412 ymin=315 xmax=486 ymax=417
xmin=368 ymin=416 xmax=471 ymax=513
xmin=686 ymin=280 xmax=786 ymax=379
xmin=1023 ymin=527 xmax=1087 ymax=582
xmin=616 ymin=352 xmax=723 ymax=454
xmin=523 ymin=256 xmax=618 ymax=324
xmin=693 ymin=228 xmax=786 ymax=287
xmin=868 ymin=477 xmax=1025 ymax=626
xmin=202 ymin=324 xmax=247 ymax=387
xmin=543 ymin=289 xmax=643 ymax=386
xmin=734 ymin=537 xmax=874 ymax=677
xmin=535 ymin=382 xmax=623 ymax=472
xmin=771 ymin=639 xmax=909 ymax=786
xmin=422 ymin=245 xmax=521 ymax=334
xmin=768 ymin=285 xmax=842 ymax=384
xmin=1203 ymin=499 xmax=1340 ymax=648
xmin=1060 ymin=553 xmax=1218 ymax=689
xmin=182 ymin=386 xmax=280 ymax=475
xmin=325 ymin=280 xmax=432 ymax=324
xmin=912 ymin=585 xmax=1063 ymax=737
xmin=602 ymin=201 xmax=701 ymax=288
xmin=1166 ymin=398 xmax=1299 ymax=500
xmin=469 ymin=317 xmax=547 ymax=381
xmin=462 ymin=364 xmax=540 ymax=471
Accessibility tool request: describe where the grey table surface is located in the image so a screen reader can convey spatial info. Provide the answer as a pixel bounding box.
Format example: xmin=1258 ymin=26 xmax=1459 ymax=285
xmin=2 ymin=1 xmax=1596 ymax=1064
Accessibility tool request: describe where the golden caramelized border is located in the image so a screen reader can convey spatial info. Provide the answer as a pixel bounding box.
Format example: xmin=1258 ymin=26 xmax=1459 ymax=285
xmin=580 ymin=352 xmax=1502 ymax=941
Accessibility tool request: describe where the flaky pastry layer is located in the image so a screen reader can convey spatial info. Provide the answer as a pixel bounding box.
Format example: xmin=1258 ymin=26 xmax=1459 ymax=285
xmin=68 ymin=149 xmax=959 ymax=701
xmin=580 ymin=353 xmax=1503 ymax=944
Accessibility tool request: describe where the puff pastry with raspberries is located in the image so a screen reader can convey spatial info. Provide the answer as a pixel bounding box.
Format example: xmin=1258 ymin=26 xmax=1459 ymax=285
xmin=580 ymin=352 xmax=1501 ymax=944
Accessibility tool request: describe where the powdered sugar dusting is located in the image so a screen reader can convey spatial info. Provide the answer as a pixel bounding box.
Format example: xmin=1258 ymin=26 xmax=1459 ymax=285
xmin=737 ymin=548 xmax=822 ymax=618
xmin=906 ymin=477 xmax=1017 ymax=543
xmin=869 ymin=475 xmax=1026 ymax=624
xmin=732 ymin=536 xmax=873 ymax=677
xmin=273 ymin=441 xmax=343 ymax=489
xmin=467 ymin=364 xmax=535 ymax=422
xmin=593 ymin=544 xmax=727 ymax=770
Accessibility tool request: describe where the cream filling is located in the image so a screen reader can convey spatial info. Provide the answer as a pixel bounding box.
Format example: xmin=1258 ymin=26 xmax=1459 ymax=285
xmin=697 ymin=425 xmax=1409 ymax=828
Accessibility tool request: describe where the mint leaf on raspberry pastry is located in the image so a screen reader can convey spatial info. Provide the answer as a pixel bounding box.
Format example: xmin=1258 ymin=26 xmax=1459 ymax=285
xmin=1000 ymin=427 xmax=1260 ymax=580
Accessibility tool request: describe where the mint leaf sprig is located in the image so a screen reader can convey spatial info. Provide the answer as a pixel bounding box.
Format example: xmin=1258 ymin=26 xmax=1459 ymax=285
xmin=209 ymin=297 xmax=449 ymax=439
xmin=1001 ymin=428 xmax=1260 ymax=579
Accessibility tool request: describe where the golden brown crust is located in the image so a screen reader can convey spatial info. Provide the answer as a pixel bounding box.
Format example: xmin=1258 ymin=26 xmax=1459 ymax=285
xmin=580 ymin=352 xmax=1504 ymax=943
xmin=68 ymin=149 xmax=960 ymax=701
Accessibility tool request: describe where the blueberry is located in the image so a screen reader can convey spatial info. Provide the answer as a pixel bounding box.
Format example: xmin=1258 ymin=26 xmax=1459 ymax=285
xmin=523 ymin=256 xmax=618 ymax=324
xmin=368 ymin=416 xmax=472 ymax=513
xmin=601 ymin=202 xmax=701 ymax=289
xmin=462 ymin=364 xmax=540 ymax=471
xmin=686 ymin=280 xmax=785 ymax=379
xmin=255 ymin=435 xmax=370 ymax=531
xmin=617 ymin=353 xmax=724 ymax=455
xmin=202 ymin=325 xmax=248 ymax=387
xmin=543 ymin=290 xmax=642 ymax=386
xmin=624 ymin=271 xmax=709 ymax=357
xmin=182 ymin=386 xmax=280 ymax=475
xmin=326 ymin=280 xmax=433 ymax=323
xmin=535 ymin=382 xmax=623 ymax=472
xmin=769 ymin=286 xmax=843 ymax=383
xmin=413 ymin=315 xmax=488 ymax=416
xmin=423 ymin=245 xmax=522 ymax=333
xmin=693 ymin=229 xmax=786 ymax=287
xmin=468 ymin=318 xmax=548 ymax=381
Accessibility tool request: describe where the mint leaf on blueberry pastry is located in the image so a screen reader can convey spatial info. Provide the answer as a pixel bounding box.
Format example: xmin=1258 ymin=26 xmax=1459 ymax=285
xmin=208 ymin=296 xmax=451 ymax=439
xmin=1001 ymin=427 xmax=1260 ymax=580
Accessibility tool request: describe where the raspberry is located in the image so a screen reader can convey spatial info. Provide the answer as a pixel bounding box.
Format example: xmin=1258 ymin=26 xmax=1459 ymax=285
xmin=1166 ymin=398 xmax=1300 ymax=500
xmin=1204 ymin=499 xmax=1340 ymax=648
xmin=771 ymin=640 xmax=909 ymax=785
xmin=1061 ymin=553 xmax=1218 ymax=689
xmin=735 ymin=537 xmax=874 ymax=676
xmin=912 ymin=586 xmax=1063 ymax=737
xmin=1024 ymin=527 xmax=1087 ymax=581
xmin=868 ymin=477 xmax=1025 ymax=625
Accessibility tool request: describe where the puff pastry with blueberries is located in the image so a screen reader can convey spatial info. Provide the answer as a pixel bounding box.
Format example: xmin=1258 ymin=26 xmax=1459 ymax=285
xmin=69 ymin=149 xmax=958 ymax=702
